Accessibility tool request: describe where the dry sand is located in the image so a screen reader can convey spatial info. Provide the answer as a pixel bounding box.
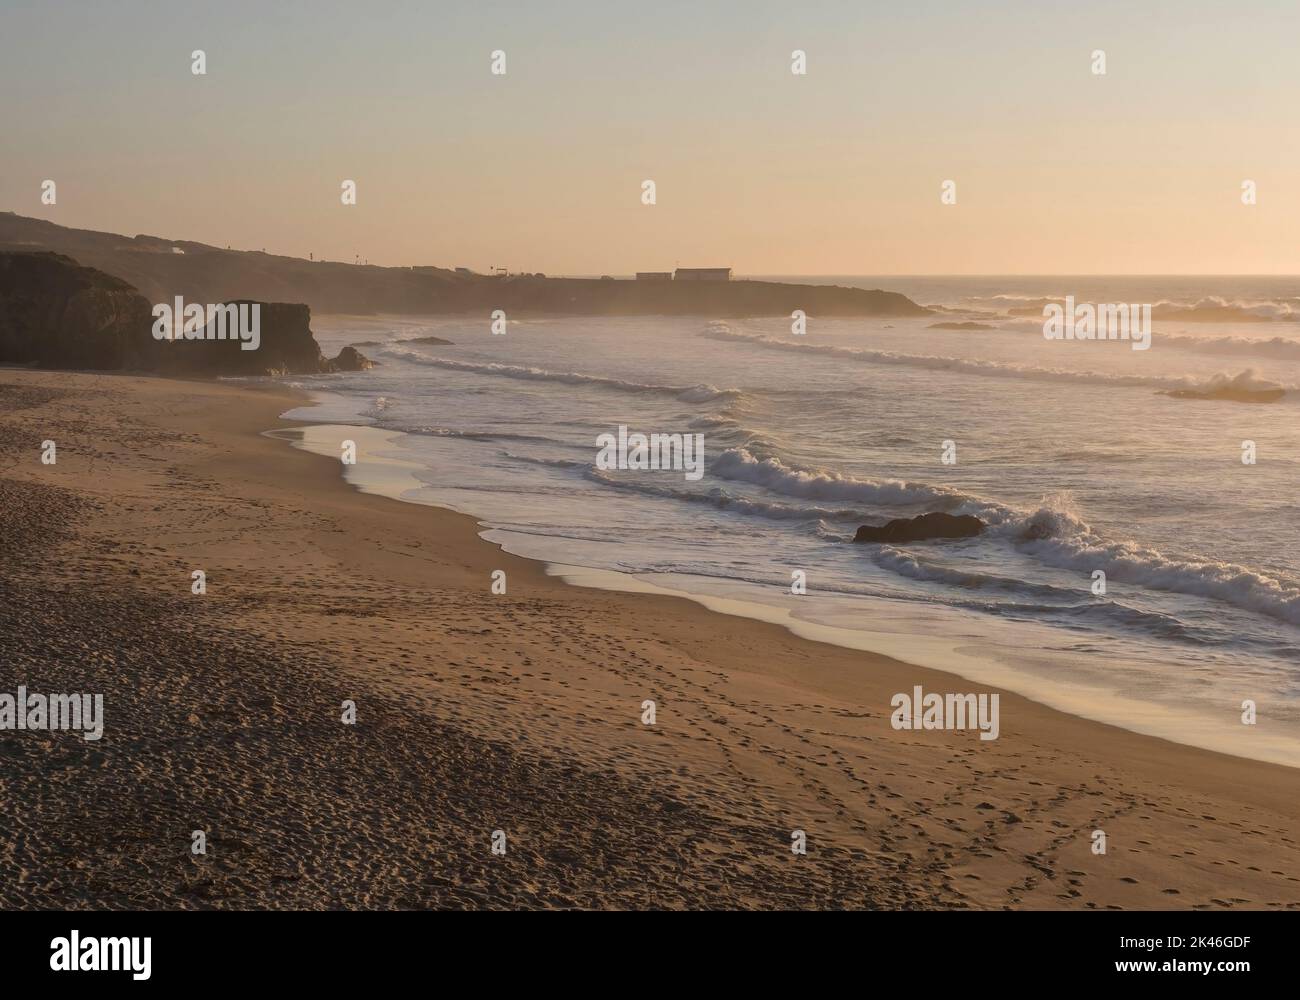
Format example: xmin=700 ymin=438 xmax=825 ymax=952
xmin=2 ymin=368 xmax=1299 ymax=910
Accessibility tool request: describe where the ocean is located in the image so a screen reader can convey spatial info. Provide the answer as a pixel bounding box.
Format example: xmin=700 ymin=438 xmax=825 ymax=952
xmin=278 ymin=276 xmax=1300 ymax=766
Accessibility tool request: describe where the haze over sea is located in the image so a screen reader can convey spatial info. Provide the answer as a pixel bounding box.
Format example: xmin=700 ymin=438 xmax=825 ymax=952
xmin=281 ymin=276 xmax=1300 ymax=765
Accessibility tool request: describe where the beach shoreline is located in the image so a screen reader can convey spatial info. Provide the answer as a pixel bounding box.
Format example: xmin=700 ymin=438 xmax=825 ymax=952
xmin=274 ymin=416 xmax=1300 ymax=770
xmin=3 ymin=367 xmax=1300 ymax=910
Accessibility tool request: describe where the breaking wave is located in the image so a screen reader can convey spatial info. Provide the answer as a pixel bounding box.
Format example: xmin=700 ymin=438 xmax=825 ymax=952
xmin=382 ymin=346 xmax=743 ymax=403
xmin=713 ymin=445 xmax=984 ymax=511
xmin=1160 ymin=332 xmax=1300 ymax=360
xmin=496 ymin=450 xmax=870 ymax=522
xmin=715 ymin=446 xmax=1300 ymax=626
xmin=584 ymin=468 xmax=868 ymax=521
xmin=1158 ymin=369 xmax=1286 ymax=401
xmin=1010 ymin=505 xmax=1300 ymax=628
xmin=701 ymin=326 xmax=1294 ymax=397
xmin=995 ymin=295 xmax=1300 ymax=322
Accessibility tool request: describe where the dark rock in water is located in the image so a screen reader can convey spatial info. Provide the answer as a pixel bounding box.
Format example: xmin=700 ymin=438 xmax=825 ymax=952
xmin=853 ymin=512 xmax=985 ymax=544
xmin=326 ymin=345 xmax=374 ymax=371
xmin=157 ymin=300 xmax=324 ymax=376
xmin=0 ymin=251 xmax=369 ymax=377
xmin=408 ymin=335 xmax=453 ymax=345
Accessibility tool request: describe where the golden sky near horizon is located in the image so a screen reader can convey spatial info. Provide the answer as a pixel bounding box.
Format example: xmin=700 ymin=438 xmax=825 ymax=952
xmin=3 ymin=0 xmax=1297 ymax=274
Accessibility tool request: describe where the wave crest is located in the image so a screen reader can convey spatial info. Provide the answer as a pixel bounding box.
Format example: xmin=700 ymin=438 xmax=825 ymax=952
xmin=701 ymin=327 xmax=1295 ymax=397
xmin=382 ymin=347 xmax=743 ymax=403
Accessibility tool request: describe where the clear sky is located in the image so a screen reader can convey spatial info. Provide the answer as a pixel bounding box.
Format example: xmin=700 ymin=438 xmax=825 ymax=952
xmin=3 ymin=0 xmax=1296 ymax=274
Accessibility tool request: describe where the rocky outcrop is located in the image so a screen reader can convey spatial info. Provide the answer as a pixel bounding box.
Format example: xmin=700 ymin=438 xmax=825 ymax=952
xmin=327 ymin=345 xmax=375 ymax=371
xmin=154 ymin=301 xmax=351 ymax=376
xmin=854 ymin=512 xmax=985 ymax=544
xmin=0 ymin=251 xmax=369 ymax=376
xmin=0 ymin=251 xmax=157 ymax=369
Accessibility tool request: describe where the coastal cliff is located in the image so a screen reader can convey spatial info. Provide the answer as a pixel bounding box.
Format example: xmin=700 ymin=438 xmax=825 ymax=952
xmin=0 ymin=252 xmax=156 ymax=370
xmin=0 ymin=251 xmax=364 ymax=376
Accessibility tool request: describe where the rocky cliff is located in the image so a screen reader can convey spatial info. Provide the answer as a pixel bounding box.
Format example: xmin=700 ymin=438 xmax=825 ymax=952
xmin=0 ymin=251 xmax=365 ymax=376
xmin=0 ymin=252 xmax=157 ymax=369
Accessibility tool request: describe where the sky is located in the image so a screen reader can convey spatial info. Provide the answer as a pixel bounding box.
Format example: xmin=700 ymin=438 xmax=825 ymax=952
xmin=2 ymin=0 xmax=1297 ymax=274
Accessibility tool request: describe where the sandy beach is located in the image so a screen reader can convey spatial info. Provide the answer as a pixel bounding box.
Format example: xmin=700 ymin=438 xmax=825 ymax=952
xmin=2 ymin=367 xmax=1299 ymax=910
